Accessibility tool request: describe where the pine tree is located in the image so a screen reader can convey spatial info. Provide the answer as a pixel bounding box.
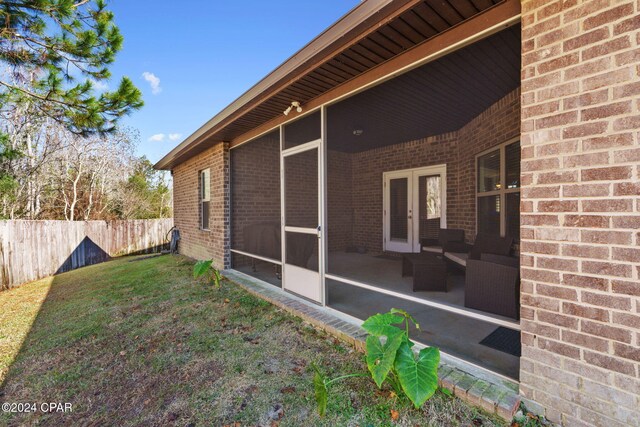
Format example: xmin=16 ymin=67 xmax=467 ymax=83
xmin=0 ymin=0 xmax=143 ymax=134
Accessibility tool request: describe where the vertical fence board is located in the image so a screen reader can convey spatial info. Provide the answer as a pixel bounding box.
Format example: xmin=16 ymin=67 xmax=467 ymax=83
xmin=0 ymin=219 xmax=173 ymax=290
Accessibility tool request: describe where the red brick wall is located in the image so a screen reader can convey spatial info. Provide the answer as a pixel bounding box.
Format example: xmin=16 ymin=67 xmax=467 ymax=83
xmin=172 ymin=142 xmax=229 ymax=268
xmin=520 ymin=1 xmax=640 ymax=425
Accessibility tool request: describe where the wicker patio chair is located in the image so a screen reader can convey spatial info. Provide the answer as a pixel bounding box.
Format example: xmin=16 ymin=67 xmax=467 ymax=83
xmin=443 ymin=233 xmax=514 ymax=268
xmin=465 ymin=253 xmax=520 ymax=320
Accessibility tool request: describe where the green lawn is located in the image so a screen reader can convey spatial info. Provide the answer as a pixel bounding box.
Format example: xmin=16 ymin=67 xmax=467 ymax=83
xmin=0 ymin=254 xmax=507 ymax=426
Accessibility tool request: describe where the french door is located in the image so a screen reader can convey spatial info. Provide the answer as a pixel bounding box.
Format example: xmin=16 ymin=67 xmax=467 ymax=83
xmin=281 ymin=139 xmax=323 ymax=302
xmin=383 ymin=165 xmax=446 ymax=253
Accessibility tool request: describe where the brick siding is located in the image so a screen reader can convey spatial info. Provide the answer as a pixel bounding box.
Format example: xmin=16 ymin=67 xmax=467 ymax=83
xmin=520 ymin=1 xmax=640 ymax=425
xmin=172 ymin=142 xmax=229 ymax=269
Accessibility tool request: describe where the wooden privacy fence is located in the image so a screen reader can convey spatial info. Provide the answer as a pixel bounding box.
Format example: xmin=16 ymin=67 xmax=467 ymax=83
xmin=0 ymin=219 xmax=174 ymax=291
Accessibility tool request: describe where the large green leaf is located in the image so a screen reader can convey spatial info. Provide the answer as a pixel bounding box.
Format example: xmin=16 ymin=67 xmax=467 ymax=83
xmin=394 ymin=342 xmax=440 ymax=409
xmin=365 ymin=332 xmax=404 ymax=388
xmin=390 ymin=308 xmax=420 ymax=330
xmin=193 ymin=260 xmax=213 ymax=279
xmin=361 ymin=312 xmax=405 ymax=338
xmin=313 ymin=365 xmax=328 ymax=417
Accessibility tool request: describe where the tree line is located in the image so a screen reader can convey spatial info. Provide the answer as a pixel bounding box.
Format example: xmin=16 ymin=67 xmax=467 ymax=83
xmin=0 ymin=1 xmax=169 ymax=221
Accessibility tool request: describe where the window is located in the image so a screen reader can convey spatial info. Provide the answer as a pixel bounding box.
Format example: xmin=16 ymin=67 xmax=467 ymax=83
xmin=476 ymin=140 xmax=520 ymax=241
xmin=200 ymin=169 xmax=210 ymax=230
xmin=424 ymin=175 xmax=441 ymax=220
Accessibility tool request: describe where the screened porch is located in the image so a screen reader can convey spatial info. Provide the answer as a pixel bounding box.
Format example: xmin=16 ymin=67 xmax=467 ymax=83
xmin=229 ymin=25 xmax=522 ymax=380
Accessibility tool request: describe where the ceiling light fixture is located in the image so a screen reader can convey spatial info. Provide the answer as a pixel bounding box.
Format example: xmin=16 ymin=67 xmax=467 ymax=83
xmin=283 ymin=101 xmax=303 ymax=116
xmin=353 ymin=129 xmax=364 ymax=136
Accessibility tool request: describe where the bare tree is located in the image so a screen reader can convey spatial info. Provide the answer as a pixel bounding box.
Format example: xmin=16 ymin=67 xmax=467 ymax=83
xmin=45 ymin=127 xmax=137 ymax=220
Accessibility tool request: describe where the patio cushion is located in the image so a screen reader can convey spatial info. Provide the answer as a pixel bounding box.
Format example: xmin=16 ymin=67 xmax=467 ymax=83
xmin=444 ymin=252 xmax=468 ymax=267
xmin=422 ymin=245 xmax=442 ymax=254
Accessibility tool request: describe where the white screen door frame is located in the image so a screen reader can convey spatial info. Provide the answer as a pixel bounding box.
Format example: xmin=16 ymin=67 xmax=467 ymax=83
xmin=383 ymin=165 xmax=447 ymax=253
xmin=280 ymin=138 xmax=324 ymax=303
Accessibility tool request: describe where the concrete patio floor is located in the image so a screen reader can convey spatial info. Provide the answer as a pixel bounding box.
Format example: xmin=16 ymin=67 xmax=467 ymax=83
xmin=233 ymin=251 xmax=521 ymax=380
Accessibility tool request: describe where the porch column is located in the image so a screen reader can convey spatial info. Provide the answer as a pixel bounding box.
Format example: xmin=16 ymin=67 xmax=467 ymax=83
xmin=520 ymin=1 xmax=639 ymax=425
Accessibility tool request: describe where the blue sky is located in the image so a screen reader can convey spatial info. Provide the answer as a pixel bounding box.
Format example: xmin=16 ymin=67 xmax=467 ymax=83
xmin=107 ymin=1 xmax=360 ymax=163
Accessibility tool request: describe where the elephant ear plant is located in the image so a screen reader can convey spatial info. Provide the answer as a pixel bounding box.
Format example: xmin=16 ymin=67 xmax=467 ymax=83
xmin=193 ymin=260 xmax=222 ymax=288
xmin=314 ymin=308 xmax=440 ymax=416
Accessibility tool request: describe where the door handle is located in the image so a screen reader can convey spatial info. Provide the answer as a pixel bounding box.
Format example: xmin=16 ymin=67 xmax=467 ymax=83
xmin=317 ymin=225 xmax=321 ymax=238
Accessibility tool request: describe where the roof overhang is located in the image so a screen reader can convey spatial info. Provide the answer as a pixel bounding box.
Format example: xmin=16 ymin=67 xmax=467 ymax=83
xmin=155 ymin=0 xmax=521 ymax=170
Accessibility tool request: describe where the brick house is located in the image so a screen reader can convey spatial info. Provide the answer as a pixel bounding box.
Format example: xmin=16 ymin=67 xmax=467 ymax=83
xmin=155 ymin=1 xmax=640 ymax=425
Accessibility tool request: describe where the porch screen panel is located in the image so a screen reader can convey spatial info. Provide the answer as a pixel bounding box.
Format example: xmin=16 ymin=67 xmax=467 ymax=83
xmin=476 ymin=140 xmax=520 ymax=241
xmin=506 ymin=192 xmax=520 ymax=242
xmin=230 ymin=130 xmax=282 ymax=261
xmin=389 ymin=178 xmax=408 ymax=241
xmin=231 ymin=252 xmax=281 ymax=288
xmin=284 ymin=148 xmax=318 ymax=229
xmin=477 ymin=195 xmax=500 ymax=236
xmin=285 ymin=231 xmax=319 ymax=271
xmin=505 ymin=142 xmax=520 ymax=189
xmin=283 ymin=111 xmax=320 ymax=149
xmin=478 ymin=150 xmax=500 ymax=192
xmin=505 ymin=141 xmax=521 ymax=242
xmin=326 ymin=278 xmax=520 ymax=380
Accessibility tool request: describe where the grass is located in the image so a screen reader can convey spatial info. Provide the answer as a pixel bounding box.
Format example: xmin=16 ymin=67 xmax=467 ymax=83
xmin=0 ymin=254 xmax=507 ymax=426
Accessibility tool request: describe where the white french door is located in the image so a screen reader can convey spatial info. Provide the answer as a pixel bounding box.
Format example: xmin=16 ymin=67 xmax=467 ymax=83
xmin=383 ymin=165 xmax=447 ymax=253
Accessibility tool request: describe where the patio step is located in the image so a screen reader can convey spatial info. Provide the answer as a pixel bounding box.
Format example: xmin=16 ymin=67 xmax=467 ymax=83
xmin=223 ymin=269 xmax=521 ymax=421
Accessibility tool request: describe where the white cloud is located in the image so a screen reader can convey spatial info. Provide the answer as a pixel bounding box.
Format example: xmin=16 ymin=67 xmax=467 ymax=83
xmin=142 ymin=71 xmax=161 ymax=94
xmin=148 ymin=133 xmax=165 ymax=142
xmin=168 ymin=133 xmax=182 ymax=141
xmin=90 ymin=79 xmax=109 ymax=91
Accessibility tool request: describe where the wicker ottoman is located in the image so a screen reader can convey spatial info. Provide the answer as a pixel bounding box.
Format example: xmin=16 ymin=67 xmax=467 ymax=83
xmin=401 ymin=253 xmax=447 ymax=292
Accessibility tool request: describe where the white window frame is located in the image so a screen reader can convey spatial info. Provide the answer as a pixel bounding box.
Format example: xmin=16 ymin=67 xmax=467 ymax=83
xmin=200 ymin=168 xmax=211 ymax=230
xmin=475 ymin=137 xmax=520 ymax=238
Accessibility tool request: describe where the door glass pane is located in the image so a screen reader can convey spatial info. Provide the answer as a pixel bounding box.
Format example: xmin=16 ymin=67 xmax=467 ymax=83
xmin=284 ymin=148 xmax=318 ymax=228
xmin=283 ymin=111 xmax=321 ymax=149
xmin=389 ymin=178 xmax=408 ymax=241
xmin=419 ymin=175 xmax=441 ymax=241
xmin=506 ymin=192 xmax=520 ymax=242
xmin=478 ymin=195 xmax=500 ymax=235
xmin=285 ymin=231 xmax=318 ymax=271
xmin=505 ymin=141 xmax=521 ymax=189
xmin=478 ymin=149 xmax=500 ymax=192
